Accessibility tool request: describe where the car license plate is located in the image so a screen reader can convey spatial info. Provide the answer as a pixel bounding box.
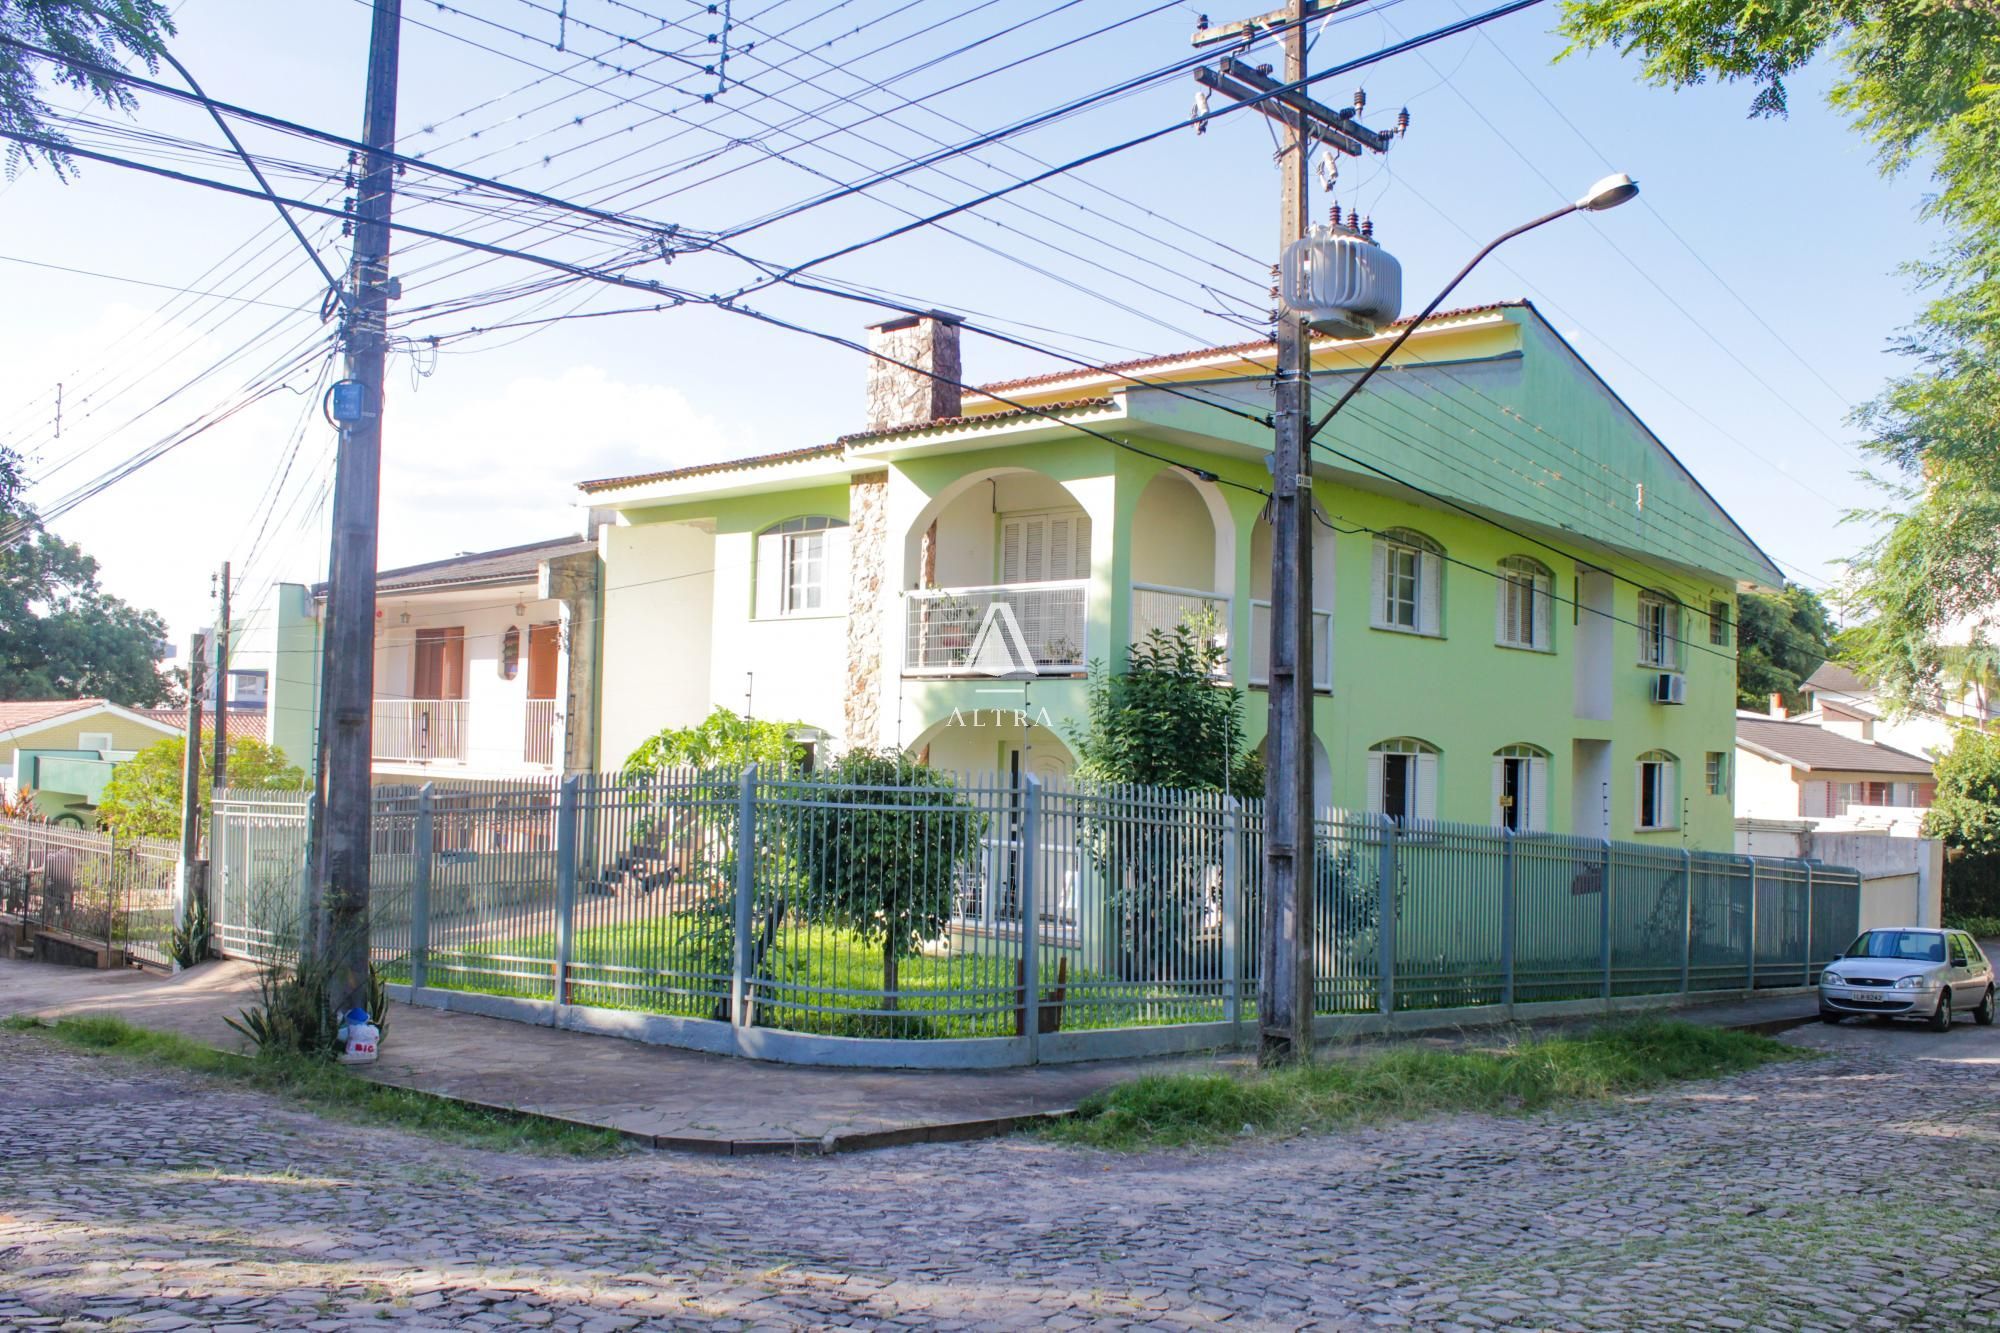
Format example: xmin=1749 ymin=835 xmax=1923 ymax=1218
xmin=1848 ymin=989 xmax=1886 ymax=1003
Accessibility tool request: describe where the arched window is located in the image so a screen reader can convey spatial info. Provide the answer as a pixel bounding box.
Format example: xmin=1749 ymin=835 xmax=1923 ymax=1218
xmin=1636 ymin=590 xmax=1681 ymax=669
xmin=756 ymin=515 xmax=847 ymax=618
xmin=1371 ymin=529 xmax=1444 ymax=637
xmin=1493 ymin=744 xmax=1550 ymax=832
xmin=1368 ymin=737 xmax=1439 ymax=824
xmin=1636 ymin=749 xmax=1678 ymax=830
xmin=1496 ymin=557 xmax=1554 ymax=652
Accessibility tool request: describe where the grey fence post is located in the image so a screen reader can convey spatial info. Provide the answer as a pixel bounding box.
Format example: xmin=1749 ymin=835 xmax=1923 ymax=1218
xmin=1802 ymin=861 xmax=1815 ymax=986
xmin=1222 ymin=795 xmax=1242 ymax=1033
xmin=1499 ymin=827 xmax=1516 ymax=1012
xmin=1680 ymin=847 xmax=1694 ymax=997
xmin=1020 ymin=777 xmax=1042 ymax=1061
xmin=731 ymin=764 xmax=758 ymax=1027
xmin=1376 ymin=814 xmax=1397 ymax=1016
xmin=554 ymin=774 xmax=579 ymax=1007
xmin=410 ymin=783 xmax=434 ymax=992
xmin=1745 ymin=859 xmax=1760 ymax=992
xmin=1600 ymin=839 xmax=1614 ymax=1003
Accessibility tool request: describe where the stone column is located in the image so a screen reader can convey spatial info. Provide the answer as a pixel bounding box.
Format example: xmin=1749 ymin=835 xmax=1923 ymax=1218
xmin=844 ymin=471 xmax=890 ymax=749
xmin=540 ymin=550 xmax=601 ymax=774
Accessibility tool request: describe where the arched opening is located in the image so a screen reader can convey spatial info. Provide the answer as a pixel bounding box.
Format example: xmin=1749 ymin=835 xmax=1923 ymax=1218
xmin=905 ymin=711 xmax=1075 ymax=784
xmin=1256 ymin=732 xmax=1332 ymax=810
xmin=1368 ymin=737 xmax=1440 ymax=824
xmin=1493 ymin=743 xmax=1551 ymax=832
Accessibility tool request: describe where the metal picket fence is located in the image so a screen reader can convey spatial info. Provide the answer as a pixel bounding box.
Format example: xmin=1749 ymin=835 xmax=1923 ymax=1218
xmin=207 ymin=769 xmax=1867 ymax=1063
xmin=0 ymin=815 xmax=180 ymax=967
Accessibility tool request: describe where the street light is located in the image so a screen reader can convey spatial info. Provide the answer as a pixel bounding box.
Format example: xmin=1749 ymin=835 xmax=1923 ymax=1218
xmin=1307 ymin=173 xmax=1638 ymax=441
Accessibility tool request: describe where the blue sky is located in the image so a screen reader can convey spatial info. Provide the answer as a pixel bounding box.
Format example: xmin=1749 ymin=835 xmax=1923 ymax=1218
xmin=0 ymin=0 xmax=1936 ymax=652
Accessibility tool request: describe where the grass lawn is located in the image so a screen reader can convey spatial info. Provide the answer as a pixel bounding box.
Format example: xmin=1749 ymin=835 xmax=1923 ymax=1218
xmin=2 ymin=1014 xmax=625 ymax=1156
xmin=1046 ymin=1019 xmax=1806 ymax=1150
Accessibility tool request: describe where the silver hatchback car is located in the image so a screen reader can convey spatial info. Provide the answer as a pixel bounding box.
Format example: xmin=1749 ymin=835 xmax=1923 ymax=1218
xmin=1820 ymin=927 xmax=1996 ymax=1030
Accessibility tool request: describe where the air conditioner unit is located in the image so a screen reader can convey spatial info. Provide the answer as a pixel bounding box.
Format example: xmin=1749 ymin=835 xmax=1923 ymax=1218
xmin=1651 ymin=672 xmax=1687 ymax=705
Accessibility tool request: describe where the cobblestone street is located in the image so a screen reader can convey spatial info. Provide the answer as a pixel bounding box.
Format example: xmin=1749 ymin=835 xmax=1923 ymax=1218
xmin=2 ymin=1019 xmax=1996 ymax=1331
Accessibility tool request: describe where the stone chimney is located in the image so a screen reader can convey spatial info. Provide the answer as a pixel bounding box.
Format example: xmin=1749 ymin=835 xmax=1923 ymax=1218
xmin=1769 ymin=693 xmax=1787 ymax=720
xmin=864 ymin=312 xmax=962 ymax=433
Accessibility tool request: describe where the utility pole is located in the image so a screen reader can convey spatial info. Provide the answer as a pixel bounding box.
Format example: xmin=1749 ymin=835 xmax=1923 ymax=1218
xmin=313 ymin=0 xmax=402 ymax=1013
xmin=1195 ymin=0 xmax=1397 ymax=1064
xmin=211 ymin=561 xmax=231 ymax=792
xmin=178 ymin=631 xmax=207 ymax=879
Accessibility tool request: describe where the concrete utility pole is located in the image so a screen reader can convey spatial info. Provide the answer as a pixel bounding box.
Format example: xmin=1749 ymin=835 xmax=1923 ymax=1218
xmin=1195 ymin=0 xmax=1396 ymax=1064
xmin=211 ymin=561 xmax=230 ymax=792
xmin=313 ymin=0 xmax=402 ymax=1013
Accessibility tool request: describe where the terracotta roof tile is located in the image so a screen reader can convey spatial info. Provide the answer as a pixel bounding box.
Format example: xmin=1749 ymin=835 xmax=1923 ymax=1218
xmin=0 ymin=699 xmax=102 ymax=734
xmin=139 ymin=709 xmax=268 ymax=744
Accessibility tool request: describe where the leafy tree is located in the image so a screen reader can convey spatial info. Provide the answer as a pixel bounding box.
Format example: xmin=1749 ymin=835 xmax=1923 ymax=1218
xmin=1 ymin=446 xmax=171 ymax=704
xmin=1735 ymin=584 xmax=1836 ymax=712
xmin=1556 ymin=2 xmax=2000 ymax=717
xmin=1 ymin=0 xmax=175 ymax=179
xmin=1073 ymin=621 xmax=1261 ymax=793
xmin=1924 ymin=726 xmax=2000 ymax=918
xmin=621 ymin=706 xmax=811 ymax=777
xmin=97 ymin=733 xmax=303 ymax=840
xmin=786 ymin=749 xmax=986 ymax=1020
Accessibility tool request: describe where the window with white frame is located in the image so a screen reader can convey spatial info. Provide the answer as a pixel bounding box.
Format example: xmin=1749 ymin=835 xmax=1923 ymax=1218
xmin=757 ymin=516 xmax=847 ymax=618
xmin=1636 ymin=750 xmax=1677 ymax=830
xmin=1371 ymin=529 xmax=1443 ymax=636
xmin=1368 ymin=737 xmax=1439 ymax=824
xmin=1493 ymin=744 xmax=1549 ymax=832
xmin=1705 ymin=751 xmax=1730 ymax=798
xmin=1495 ymin=557 xmax=1553 ymax=652
xmin=1709 ymin=598 xmax=1731 ymax=647
xmin=1637 ymin=591 xmax=1680 ymax=669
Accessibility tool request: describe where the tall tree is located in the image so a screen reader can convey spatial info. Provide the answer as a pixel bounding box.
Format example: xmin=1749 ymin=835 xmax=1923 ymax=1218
xmin=0 ymin=445 xmax=170 ymax=704
xmin=1736 ymin=584 xmax=1836 ymax=713
xmin=1558 ymin=3 xmax=2000 ymax=716
xmin=0 ymin=0 xmax=175 ymax=178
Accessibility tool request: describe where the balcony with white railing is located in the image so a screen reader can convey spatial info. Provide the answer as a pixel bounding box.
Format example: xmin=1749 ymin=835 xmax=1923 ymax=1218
xmin=372 ymin=699 xmax=470 ymax=763
xmin=523 ymin=699 xmax=560 ymax=767
xmin=904 ymin=582 xmax=1088 ymax=676
xmin=1248 ymin=600 xmax=1333 ymax=691
xmin=1131 ymin=583 xmax=1230 ymax=671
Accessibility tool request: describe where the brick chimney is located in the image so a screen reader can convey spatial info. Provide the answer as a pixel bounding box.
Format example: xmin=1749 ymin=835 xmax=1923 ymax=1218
xmin=1769 ymin=692 xmax=1787 ymax=720
xmin=864 ymin=312 xmax=962 ymax=433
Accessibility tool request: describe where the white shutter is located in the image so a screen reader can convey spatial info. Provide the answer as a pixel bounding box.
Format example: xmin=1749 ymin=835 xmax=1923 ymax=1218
xmin=754 ymin=530 xmax=784 ymax=618
xmin=1072 ymin=513 xmax=1092 ymax=579
xmin=1048 ymin=515 xmax=1071 ymax=582
xmin=1369 ymin=539 xmax=1387 ymax=629
xmin=1532 ymin=575 xmax=1551 ymax=650
xmin=1491 ymin=756 xmax=1507 ymax=828
xmin=1495 ymin=578 xmax=1511 ymax=646
xmin=1529 ymin=757 xmax=1549 ymax=832
xmin=1634 ymin=763 xmax=1647 ymax=828
xmin=1415 ymin=752 xmax=1438 ymax=822
xmin=1000 ymin=518 xmax=1023 ymax=584
xmin=1420 ymin=551 xmax=1442 ymax=636
xmin=1365 ymin=751 xmax=1384 ymax=814
xmin=1667 ymin=760 xmax=1679 ymax=827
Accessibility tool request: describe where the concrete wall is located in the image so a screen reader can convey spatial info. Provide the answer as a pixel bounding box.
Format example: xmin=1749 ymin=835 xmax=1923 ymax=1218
xmin=598 ymin=520 xmax=716 ymax=769
xmin=1734 ymin=819 xmax=1944 ymax=930
xmin=1735 ymin=745 xmax=1801 ymax=819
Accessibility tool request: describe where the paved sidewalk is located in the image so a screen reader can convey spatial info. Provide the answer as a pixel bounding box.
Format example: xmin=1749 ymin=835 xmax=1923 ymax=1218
xmin=0 ymin=955 xmax=1817 ymax=1153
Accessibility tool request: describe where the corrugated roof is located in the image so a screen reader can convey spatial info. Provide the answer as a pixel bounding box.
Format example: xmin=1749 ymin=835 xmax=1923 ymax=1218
xmin=975 ymin=302 xmax=1517 ymax=394
xmin=138 ymin=709 xmax=268 ymax=744
xmin=0 ymin=699 xmax=102 ymax=734
xmin=1735 ymin=716 xmax=1933 ymax=775
xmin=314 ymin=536 xmax=596 ymax=597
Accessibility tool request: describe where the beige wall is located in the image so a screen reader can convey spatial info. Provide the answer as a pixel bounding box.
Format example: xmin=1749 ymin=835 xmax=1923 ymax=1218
xmin=1734 ymin=746 xmax=1800 ymax=820
xmin=10 ymin=710 xmax=177 ymax=757
xmin=599 ymin=521 xmax=716 ymax=769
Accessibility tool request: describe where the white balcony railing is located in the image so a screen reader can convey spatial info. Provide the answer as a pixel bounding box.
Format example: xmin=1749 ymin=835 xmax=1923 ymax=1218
xmin=372 ymin=699 xmax=469 ymax=763
xmin=523 ymin=699 xmax=560 ymax=767
xmin=904 ymin=582 xmax=1087 ymax=676
xmin=1131 ymin=583 xmax=1230 ymax=670
xmin=1248 ymin=600 xmax=1333 ymax=691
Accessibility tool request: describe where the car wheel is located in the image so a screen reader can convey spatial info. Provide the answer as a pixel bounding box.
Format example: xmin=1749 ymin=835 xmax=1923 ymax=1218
xmin=1930 ymin=989 xmax=1954 ymax=1032
xmin=1819 ymin=1009 xmax=1843 ymax=1024
xmin=1976 ymin=987 xmax=1996 ymax=1027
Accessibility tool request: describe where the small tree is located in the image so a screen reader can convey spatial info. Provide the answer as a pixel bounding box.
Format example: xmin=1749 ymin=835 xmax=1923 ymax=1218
xmin=788 ymin=749 xmax=987 ymax=1014
xmin=622 ymin=707 xmax=811 ymax=777
xmin=1926 ymin=726 xmax=2000 ymax=920
xmin=97 ymin=733 xmax=303 ymax=841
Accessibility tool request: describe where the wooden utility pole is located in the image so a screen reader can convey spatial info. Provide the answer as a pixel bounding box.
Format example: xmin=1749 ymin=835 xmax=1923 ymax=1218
xmin=178 ymin=631 xmax=207 ymax=878
xmin=210 ymin=561 xmax=231 ymax=792
xmin=1195 ymin=0 xmax=1396 ymax=1064
xmin=313 ymin=0 xmax=402 ymax=1013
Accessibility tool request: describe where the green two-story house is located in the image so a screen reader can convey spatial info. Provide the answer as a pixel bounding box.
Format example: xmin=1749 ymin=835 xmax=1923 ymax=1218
xmin=578 ymin=302 xmax=1776 ymax=851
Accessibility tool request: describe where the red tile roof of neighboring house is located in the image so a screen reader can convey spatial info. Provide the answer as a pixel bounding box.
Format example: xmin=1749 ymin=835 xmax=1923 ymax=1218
xmin=139 ymin=709 xmax=268 ymax=744
xmin=0 ymin=699 xmax=103 ymax=735
xmin=578 ymin=398 xmax=1120 ymax=495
